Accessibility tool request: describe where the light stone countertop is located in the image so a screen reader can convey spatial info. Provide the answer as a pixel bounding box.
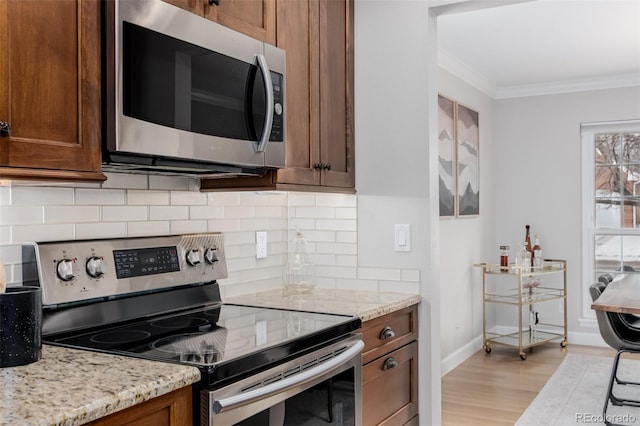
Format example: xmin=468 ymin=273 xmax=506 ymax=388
xmin=224 ymin=288 xmax=421 ymax=322
xmin=0 ymin=345 xmax=201 ymax=426
xmin=0 ymin=288 xmax=418 ymax=425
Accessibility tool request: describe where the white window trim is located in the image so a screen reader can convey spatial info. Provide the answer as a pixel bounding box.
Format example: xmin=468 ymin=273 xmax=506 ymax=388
xmin=581 ymin=119 xmax=640 ymax=321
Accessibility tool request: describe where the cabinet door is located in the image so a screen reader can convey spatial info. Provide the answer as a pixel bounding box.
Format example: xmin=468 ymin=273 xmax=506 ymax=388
xmin=275 ymin=0 xmax=354 ymax=190
xmin=363 ymin=341 xmax=419 ymax=425
xmin=88 ymin=386 xmax=192 ymax=426
xmin=317 ymin=0 xmax=354 ymax=189
xmin=0 ymin=0 xmax=105 ymax=182
xmin=162 ymin=0 xmax=275 ymax=44
xmin=209 ymin=0 xmax=276 ymax=44
xmin=275 ymin=0 xmax=321 ymax=187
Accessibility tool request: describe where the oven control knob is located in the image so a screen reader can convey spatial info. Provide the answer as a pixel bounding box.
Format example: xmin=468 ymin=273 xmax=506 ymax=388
xmin=56 ymin=258 xmax=76 ymax=282
xmin=204 ymin=248 xmax=219 ymax=264
xmin=186 ymin=249 xmax=202 ymax=266
xmin=86 ymin=256 xmax=104 ymax=278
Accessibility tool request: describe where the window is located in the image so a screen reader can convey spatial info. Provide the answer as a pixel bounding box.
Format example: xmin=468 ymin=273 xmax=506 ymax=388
xmin=582 ymin=120 xmax=640 ymax=319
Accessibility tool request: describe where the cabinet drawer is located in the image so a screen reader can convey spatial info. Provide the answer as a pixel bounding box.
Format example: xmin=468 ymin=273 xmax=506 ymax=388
xmin=361 ymin=305 xmax=418 ymax=364
xmin=363 ymin=341 xmax=418 ymax=426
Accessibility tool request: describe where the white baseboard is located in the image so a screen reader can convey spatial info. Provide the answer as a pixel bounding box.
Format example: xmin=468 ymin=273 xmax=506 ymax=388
xmin=440 ymin=328 xmax=607 ymax=377
xmin=440 ymin=334 xmax=483 ymax=376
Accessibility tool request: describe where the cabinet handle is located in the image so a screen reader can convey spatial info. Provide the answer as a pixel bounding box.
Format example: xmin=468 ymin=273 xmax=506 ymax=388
xmin=313 ymin=163 xmax=323 ymax=170
xmin=0 ymin=121 xmax=10 ymax=137
xmin=382 ymin=357 xmax=398 ymax=371
xmin=323 ymin=163 xmax=332 ymax=171
xmin=379 ymin=326 xmax=395 ymax=340
xmin=209 ymin=0 xmax=220 ymax=5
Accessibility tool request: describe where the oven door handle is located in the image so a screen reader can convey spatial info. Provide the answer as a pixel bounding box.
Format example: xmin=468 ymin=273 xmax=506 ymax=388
xmin=212 ymin=340 xmax=364 ymax=414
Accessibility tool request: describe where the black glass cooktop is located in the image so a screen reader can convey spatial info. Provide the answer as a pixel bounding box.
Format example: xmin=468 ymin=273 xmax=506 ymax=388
xmin=46 ymin=303 xmax=360 ymax=386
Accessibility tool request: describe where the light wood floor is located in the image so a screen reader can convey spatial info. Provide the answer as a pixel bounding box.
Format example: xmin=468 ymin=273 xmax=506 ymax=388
xmin=441 ymin=343 xmax=616 ymax=426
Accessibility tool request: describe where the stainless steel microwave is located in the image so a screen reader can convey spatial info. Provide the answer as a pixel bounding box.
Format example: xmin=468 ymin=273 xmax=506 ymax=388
xmin=103 ymin=0 xmax=286 ymax=177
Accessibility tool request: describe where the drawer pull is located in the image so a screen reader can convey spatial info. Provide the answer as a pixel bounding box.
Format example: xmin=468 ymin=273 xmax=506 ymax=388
xmin=382 ymin=357 xmax=398 ymax=371
xmin=379 ymin=326 xmax=395 ymax=340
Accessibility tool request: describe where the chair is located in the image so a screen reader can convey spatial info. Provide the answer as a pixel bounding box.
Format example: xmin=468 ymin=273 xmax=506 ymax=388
xmin=589 ymin=282 xmax=640 ymax=425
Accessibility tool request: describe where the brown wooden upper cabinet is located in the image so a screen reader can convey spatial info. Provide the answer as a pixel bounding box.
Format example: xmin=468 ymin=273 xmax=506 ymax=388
xmin=275 ymin=0 xmax=355 ymax=191
xmin=200 ymin=0 xmax=355 ymax=193
xmin=162 ymin=0 xmax=276 ymax=45
xmin=0 ymin=0 xmax=105 ymax=182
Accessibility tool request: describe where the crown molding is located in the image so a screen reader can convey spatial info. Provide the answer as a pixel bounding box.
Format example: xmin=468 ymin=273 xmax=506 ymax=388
xmin=437 ymin=48 xmax=497 ymax=98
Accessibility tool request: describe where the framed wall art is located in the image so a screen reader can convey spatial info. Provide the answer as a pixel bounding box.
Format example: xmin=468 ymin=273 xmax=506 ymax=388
xmin=438 ymin=94 xmax=456 ymax=217
xmin=437 ymin=95 xmax=479 ymax=217
xmin=456 ymin=102 xmax=479 ymax=216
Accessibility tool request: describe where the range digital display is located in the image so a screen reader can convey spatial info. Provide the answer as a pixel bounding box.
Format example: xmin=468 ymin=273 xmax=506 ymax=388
xmin=113 ymin=246 xmax=180 ymax=279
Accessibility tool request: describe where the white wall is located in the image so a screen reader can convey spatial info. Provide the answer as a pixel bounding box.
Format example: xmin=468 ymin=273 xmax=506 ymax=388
xmin=494 ymin=86 xmax=640 ymax=342
xmin=438 ymin=68 xmax=496 ymax=372
xmin=354 ymin=1 xmax=440 ymax=424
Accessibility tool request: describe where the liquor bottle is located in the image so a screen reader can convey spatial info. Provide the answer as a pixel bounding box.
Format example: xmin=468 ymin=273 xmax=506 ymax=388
xmin=532 ymin=234 xmax=542 ymax=267
xmin=524 ymin=225 xmax=533 ymax=257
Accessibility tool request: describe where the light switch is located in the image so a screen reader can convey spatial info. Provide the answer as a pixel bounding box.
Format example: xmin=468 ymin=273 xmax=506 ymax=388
xmin=256 ymin=231 xmax=267 ymax=259
xmin=394 ymin=224 xmax=411 ymax=252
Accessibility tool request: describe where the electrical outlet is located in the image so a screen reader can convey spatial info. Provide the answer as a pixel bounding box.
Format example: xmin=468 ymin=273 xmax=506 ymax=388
xmin=394 ymin=224 xmax=411 ymax=252
xmin=256 ymin=231 xmax=267 ymax=259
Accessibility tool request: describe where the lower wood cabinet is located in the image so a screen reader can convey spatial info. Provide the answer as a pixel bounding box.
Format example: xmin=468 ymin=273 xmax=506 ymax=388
xmin=362 ymin=305 xmax=419 ymax=426
xmin=87 ymin=386 xmax=192 ymax=426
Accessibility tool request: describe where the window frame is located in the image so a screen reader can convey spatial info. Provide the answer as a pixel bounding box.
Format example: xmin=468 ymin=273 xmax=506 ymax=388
xmin=581 ymin=119 xmax=640 ymax=321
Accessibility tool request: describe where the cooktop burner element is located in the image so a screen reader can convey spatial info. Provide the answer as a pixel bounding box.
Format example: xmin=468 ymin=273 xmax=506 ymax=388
xmin=150 ymin=316 xmax=209 ymax=329
xmin=90 ymin=330 xmax=152 ymax=345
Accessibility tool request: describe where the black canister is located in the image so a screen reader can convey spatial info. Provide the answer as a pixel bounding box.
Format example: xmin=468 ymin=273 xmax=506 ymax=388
xmin=0 ymin=286 xmax=42 ymax=367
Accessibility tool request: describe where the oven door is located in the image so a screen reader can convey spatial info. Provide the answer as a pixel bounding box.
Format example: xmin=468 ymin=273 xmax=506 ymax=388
xmin=202 ymin=334 xmax=363 ymax=425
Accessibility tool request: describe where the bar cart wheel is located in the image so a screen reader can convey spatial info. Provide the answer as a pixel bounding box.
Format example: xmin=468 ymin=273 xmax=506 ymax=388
xmin=560 ymin=339 xmax=567 ymax=348
xmin=519 ymin=352 xmax=527 ymax=360
xmin=484 ymin=344 xmax=491 ymax=353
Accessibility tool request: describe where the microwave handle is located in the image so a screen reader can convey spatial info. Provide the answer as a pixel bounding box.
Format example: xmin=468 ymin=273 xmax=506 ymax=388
xmin=255 ymin=54 xmax=274 ymax=153
xmin=212 ymin=339 xmax=364 ymax=414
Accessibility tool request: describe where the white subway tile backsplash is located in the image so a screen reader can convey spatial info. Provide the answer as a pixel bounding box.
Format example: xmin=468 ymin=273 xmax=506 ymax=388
xmin=315 ymin=193 xmax=356 ymax=208
xmin=1 ymin=206 xmax=42 ymax=225
xmin=224 ymin=205 xmax=255 ymax=219
xmin=379 ymin=281 xmax=421 ymax=294
xmin=13 ymin=224 xmax=74 ymax=243
xmin=127 ymin=221 xmax=171 ymax=236
xmin=208 ymin=192 xmax=241 ymax=206
xmin=287 ymin=193 xmax=316 ymax=207
xmin=44 ymin=206 xmax=100 ymax=223
xmin=401 ymin=269 xmax=420 ymax=282
xmin=0 ymin=187 xmax=10 ymax=205
xmin=316 ymin=242 xmax=357 ymax=256
xmin=0 ymin=185 xmax=418 ymax=294
xmin=170 ymin=220 xmax=208 ymax=234
xmin=190 ymin=205 xmax=224 ymax=220
xmin=127 ymin=190 xmax=169 ymax=205
xmin=149 ymin=206 xmax=189 ymax=221
xmin=103 ymin=206 xmax=148 ymax=222
xmin=76 ymin=188 xmax=125 ymax=205
xmin=358 ymin=267 xmax=402 ymax=281
xmin=76 ymin=222 xmax=127 ymax=239
xmin=171 ymin=191 xmax=208 ymax=206
xmin=335 ymin=207 xmax=357 ymax=219
xmin=0 ymin=244 xmax=21 ymax=264
xmin=295 ymin=206 xmax=335 ymax=219
xmin=316 ymin=219 xmax=356 ymax=232
xmin=0 ymin=227 xmax=10 ymax=245
xmin=12 ymin=187 xmax=74 ymax=205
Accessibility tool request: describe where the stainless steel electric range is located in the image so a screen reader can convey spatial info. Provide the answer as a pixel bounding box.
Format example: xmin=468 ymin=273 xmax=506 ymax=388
xmin=22 ymin=233 xmax=362 ymax=425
